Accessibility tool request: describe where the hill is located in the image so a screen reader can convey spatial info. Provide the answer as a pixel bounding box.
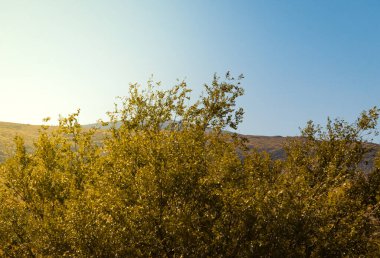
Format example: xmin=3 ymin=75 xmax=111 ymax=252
xmin=0 ymin=122 xmax=44 ymax=161
xmin=0 ymin=121 xmax=290 ymax=162
xmin=0 ymin=121 xmax=378 ymax=168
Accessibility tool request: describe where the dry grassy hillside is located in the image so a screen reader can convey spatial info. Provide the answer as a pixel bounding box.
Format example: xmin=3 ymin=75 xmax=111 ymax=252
xmin=242 ymin=135 xmax=292 ymax=159
xmin=0 ymin=122 xmax=377 ymax=168
xmin=0 ymin=122 xmax=43 ymax=161
xmin=243 ymin=134 xmax=379 ymax=171
xmin=0 ymin=122 xmax=104 ymax=162
xmin=0 ymin=121 xmax=291 ymax=162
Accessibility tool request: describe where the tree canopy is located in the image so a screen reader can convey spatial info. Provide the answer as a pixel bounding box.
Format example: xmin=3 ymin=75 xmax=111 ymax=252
xmin=0 ymin=73 xmax=379 ymax=257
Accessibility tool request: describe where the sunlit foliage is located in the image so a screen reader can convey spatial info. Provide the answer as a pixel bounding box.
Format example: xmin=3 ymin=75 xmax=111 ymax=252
xmin=0 ymin=73 xmax=379 ymax=257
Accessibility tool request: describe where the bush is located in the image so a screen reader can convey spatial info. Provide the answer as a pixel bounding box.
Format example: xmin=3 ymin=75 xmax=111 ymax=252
xmin=0 ymin=73 xmax=379 ymax=257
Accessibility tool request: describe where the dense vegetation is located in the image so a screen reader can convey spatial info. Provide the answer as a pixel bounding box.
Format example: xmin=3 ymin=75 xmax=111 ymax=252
xmin=0 ymin=74 xmax=380 ymax=257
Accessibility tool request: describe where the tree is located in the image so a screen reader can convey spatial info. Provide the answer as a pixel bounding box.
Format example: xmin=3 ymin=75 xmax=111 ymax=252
xmin=0 ymin=73 xmax=379 ymax=257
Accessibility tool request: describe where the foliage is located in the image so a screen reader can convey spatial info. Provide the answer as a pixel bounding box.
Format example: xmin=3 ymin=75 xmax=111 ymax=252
xmin=0 ymin=73 xmax=379 ymax=257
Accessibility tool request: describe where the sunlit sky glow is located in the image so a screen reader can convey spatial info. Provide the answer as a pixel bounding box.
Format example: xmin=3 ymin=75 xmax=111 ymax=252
xmin=1 ymin=1 xmax=379 ymax=140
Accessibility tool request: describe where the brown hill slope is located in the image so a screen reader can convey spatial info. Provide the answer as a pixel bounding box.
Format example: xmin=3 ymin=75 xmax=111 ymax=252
xmin=242 ymin=135 xmax=291 ymax=159
xmin=242 ymin=134 xmax=379 ymax=171
xmin=0 ymin=121 xmax=292 ymax=162
xmin=0 ymin=122 xmax=43 ymax=161
xmin=0 ymin=122 xmax=378 ymax=168
xmin=0 ymin=122 xmax=104 ymax=162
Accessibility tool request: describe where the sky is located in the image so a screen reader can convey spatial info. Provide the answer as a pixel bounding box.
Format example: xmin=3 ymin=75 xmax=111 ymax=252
xmin=0 ymin=0 xmax=379 ymax=140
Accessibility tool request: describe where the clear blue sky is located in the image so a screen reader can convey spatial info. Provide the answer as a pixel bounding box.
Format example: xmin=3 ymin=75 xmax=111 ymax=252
xmin=1 ymin=1 xmax=379 ymax=140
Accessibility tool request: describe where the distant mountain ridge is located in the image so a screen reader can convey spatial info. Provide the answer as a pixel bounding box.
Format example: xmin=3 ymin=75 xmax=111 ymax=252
xmin=0 ymin=121 xmax=378 ymax=169
xmin=0 ymin=121 xmax=291 ymax=162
